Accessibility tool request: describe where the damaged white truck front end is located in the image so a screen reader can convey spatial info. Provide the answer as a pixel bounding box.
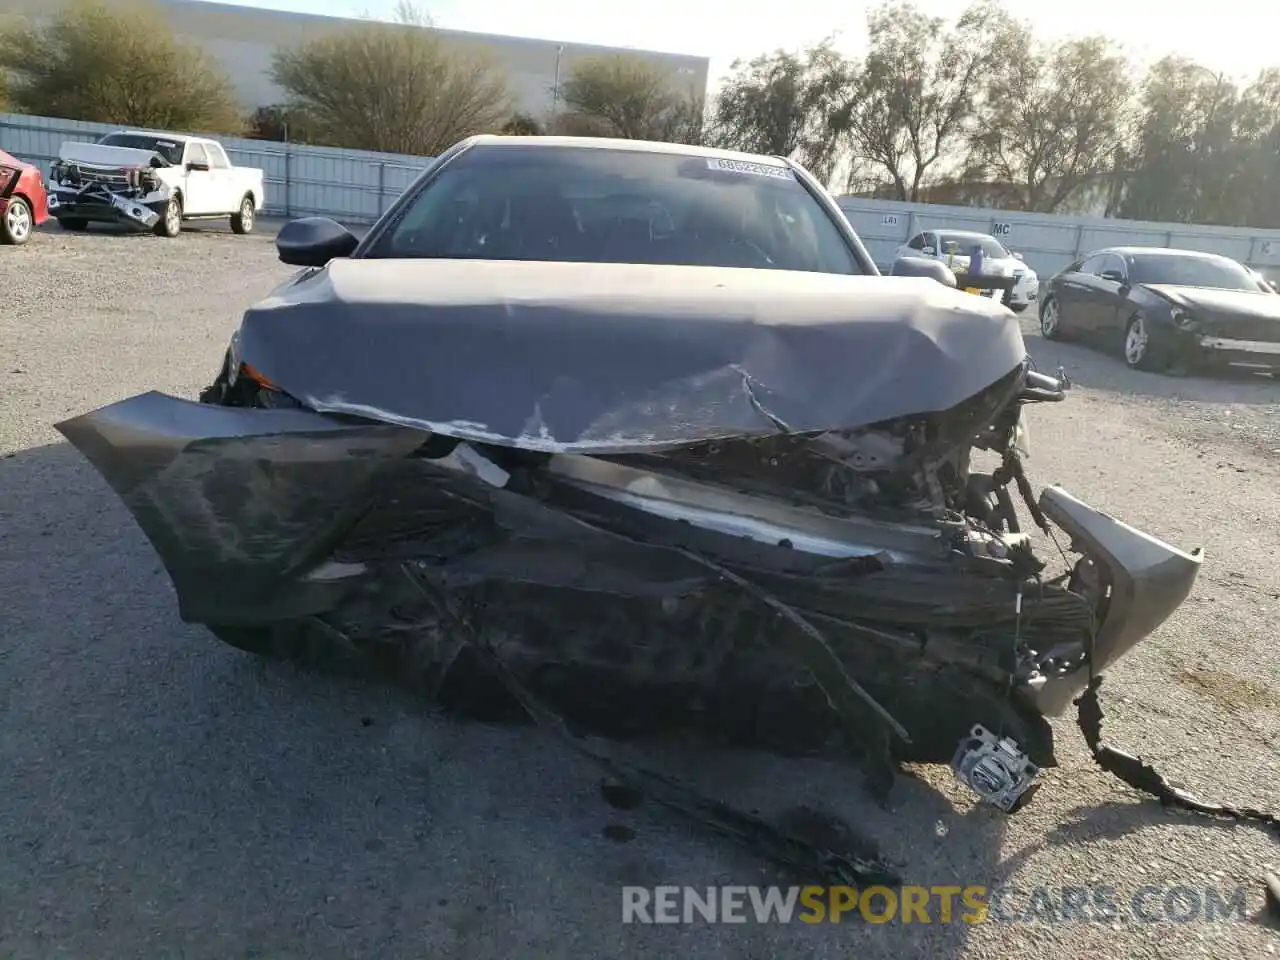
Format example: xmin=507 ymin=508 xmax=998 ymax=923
xmin=46 ymin=132 xmax=265 ymax=237
xmin=47 ymin=142 xmax=170 ymax=231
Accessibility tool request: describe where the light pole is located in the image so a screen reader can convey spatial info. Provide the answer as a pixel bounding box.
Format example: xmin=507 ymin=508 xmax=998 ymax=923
xmin=551 ymin=44 xmax=565 ymax=126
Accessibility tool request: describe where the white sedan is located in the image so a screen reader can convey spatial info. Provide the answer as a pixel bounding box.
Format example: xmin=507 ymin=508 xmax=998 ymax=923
xmin=896 ymin=229 xmax=1039 ymax=313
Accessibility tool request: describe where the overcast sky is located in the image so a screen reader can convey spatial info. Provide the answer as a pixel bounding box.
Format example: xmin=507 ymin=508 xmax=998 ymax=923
xmin=221 ymin=0 xmax=1277 ymax=88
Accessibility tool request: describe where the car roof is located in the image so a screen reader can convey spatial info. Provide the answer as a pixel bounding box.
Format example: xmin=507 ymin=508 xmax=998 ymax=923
xmin=460 ymin=134 xmax=791 ymax=168
xmin=114 ymin=130 xmax=196 ymax=143
xmin=1097 ymin=246 xmax=1233 ymax=261
xmin=928 ymin=229 xmax=997 ymax=239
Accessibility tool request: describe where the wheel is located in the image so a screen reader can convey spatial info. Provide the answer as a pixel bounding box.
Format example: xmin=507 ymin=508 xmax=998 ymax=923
xmin=56 ymin=217 xmax=88 ymax=232
xmin=1123 ymin=313 xmax=1156 ymax=370
xmin=1 ymin=196 xmax=33 ymax=245
xmin=229 ymin=194 xmax=255 ymax=234
xmin=155 ymin=194 xmax=182 ymax=237
xmin=1039 ymin=297 xmax=1064 ymax=340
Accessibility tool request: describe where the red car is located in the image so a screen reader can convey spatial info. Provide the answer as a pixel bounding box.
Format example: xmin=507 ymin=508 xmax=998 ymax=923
xmin=0 ymin=148 xmax=49 ymax=245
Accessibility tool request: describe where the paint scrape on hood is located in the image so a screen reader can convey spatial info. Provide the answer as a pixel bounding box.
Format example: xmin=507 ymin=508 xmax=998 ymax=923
xmin=236 ymin=258 xmax=1027 ymax=452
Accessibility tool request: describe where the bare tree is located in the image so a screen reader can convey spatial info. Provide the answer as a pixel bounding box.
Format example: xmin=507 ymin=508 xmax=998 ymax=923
xmin=834 ymin=0 xmax=1015 ymax=200
xmin=557 ymin=55 xmax=703 ymax=143
xmin=1118 ymin=56 xmax=1243 ymax=224
xmin=500 ymin=112 xmax=543 ymax=135
xmin=392 ymin=0 xmax=434 ymax=26
xmin=355 ymin=0 xmax=434 ymax=26
xmin=271 ymin=22 xmax=511 ymax=155
xmin=968 ymin=35 xmax=1134 ymax=211
xmin=245 ymin=103 xmax=316 ymax=143
xmin=0 ymin=1 xmax=242 ymax=132
xmin=708 ymin=42 xmax=854 ymax=182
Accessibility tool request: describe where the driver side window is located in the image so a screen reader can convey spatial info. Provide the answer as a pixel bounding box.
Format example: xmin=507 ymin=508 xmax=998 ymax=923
xmin=1078 ymin=253 xmax=1108 ymax=275
xmin=1102 ymin=254 xmax=1127 ymax=280
xmin=907 ymin=233 xmax=924 ymax=250
xmin=206 ymin=144 xmax=230 ymax=170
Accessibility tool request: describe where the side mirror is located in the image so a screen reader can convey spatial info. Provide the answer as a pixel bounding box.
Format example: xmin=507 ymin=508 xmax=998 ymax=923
xmin=1099 ymin=269 xmax=1126 ymax=284
xmin=921 ymin=246 xmax=936 ymax=256
xmin=1012 ymin=251 xmax=1024 ymax=261
xmin=186 ymin=160 xmax=210 ymax=172
xmin=891 ymin=256 xmax=957 ymax=288
xmin=276 ymin=216 xmax=359 ymax=266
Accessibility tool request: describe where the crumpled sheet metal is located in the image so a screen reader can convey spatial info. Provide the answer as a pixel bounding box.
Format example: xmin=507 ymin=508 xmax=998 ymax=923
xmin=236 ymin=258 xmax=1027 ymax=453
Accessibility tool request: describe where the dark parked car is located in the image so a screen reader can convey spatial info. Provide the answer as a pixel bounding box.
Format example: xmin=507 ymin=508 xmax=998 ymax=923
xmin=1040 ymin=246 xmax=1280 ymax=373
xmin=55 ymin=137 xmax=1200 ymax=827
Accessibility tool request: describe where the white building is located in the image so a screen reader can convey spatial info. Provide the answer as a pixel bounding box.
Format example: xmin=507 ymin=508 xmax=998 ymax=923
xmin=0 ymin=0 xmax=711 ymax=119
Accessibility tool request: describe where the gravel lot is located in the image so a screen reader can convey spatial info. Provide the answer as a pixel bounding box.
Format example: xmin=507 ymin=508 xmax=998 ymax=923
xmin=2 ymin=222 xmax=1279 ymax=959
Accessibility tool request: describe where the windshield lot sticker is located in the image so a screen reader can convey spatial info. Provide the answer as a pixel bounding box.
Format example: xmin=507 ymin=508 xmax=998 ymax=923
xmin=706 ymin=158 xmax=796 ymax=180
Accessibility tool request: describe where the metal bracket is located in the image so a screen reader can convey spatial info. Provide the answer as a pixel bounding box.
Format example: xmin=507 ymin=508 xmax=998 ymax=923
xmin=950 ymin=723 xmax=1041 ymax=813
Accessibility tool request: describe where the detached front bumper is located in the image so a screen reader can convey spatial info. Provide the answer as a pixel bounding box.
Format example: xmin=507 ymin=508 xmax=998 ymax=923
xmin=48 ymin=187 xmax=165 ymax=229
xmin=56 ymin=391 xmax=1204 ymax=715
xmin=55 ymin=391 xmax=428 ymax=623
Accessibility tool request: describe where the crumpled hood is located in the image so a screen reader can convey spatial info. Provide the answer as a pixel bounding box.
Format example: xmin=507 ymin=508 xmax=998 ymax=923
xmin=234 ymin=258 xmax=1027 ymax=453
xmin=57 ymin=142 xmax=163 ymax=168
xmin=1142 ymin=283 xmax=1280 ymax=321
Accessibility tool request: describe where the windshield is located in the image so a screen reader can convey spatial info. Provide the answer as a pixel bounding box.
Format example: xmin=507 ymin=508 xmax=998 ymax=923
xmin=96 ymin=133 xmax=182 ymax=166
xmin=368 ymin=145 xmax=862 ymax=274
xmin=938 ymin=233 xmax=1009 ymax=259
xmin=1130 ymin=254 xmax=1258 ymax=290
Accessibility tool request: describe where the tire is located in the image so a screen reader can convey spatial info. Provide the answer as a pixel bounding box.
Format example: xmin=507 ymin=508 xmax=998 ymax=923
xmin=1 ymin=196 xmax=33 ymax=245
xmin=57 ymin=216 xmax=88 ymax=232
xmin=1122 ymin=313 xmax=1157 ymax=371
xmin=155 ymin=194 xmax=182 ymax=237
xmin=229 ymin=194 xmax=255 ymax=235
xmin=1039 ymin=297 xmax=1064 ymax=340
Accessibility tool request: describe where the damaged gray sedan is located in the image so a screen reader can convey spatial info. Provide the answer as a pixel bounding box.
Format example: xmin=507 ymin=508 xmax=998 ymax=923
xmin=57 ymin=137 xmax=1203 ymax=822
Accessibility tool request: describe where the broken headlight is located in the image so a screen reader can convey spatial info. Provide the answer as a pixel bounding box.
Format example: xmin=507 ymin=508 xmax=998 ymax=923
xmin=129 ymin=168 xmax=160 ymax=192
xmin=50 ymin=160 xmax=82 ymax=186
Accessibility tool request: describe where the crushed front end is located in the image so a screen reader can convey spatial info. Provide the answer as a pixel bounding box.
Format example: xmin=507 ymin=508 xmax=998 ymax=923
xmin=56 ymin=351 xmax=1203 ymax=821
xmin=47 ymin=155 xmax=167 ymax=229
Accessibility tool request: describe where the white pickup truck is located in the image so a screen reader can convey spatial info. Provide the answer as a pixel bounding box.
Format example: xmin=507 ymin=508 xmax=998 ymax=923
xmin=46 ymin=130 xmax=265 ymax=237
